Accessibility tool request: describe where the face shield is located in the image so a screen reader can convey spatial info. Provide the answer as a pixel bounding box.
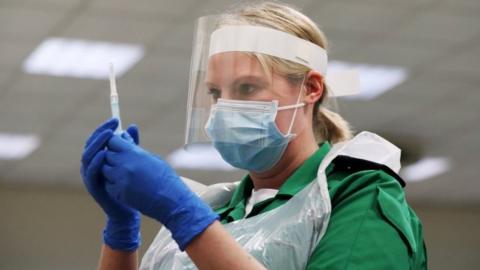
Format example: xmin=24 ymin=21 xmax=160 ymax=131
xmin=184 ymin=16 xmax=359 ymax=161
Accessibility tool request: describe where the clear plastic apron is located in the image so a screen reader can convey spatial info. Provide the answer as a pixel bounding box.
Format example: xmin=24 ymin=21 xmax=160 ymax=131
xmin=140 ymin=131 xmax=401 ymax=270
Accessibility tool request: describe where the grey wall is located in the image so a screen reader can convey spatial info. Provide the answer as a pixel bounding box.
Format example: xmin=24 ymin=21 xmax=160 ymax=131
xmin=1 ymin=186 xmax=479 ymax=270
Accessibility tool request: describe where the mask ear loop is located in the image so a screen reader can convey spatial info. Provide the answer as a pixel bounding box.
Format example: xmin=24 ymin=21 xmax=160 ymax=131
xmin=280 ymin=75 xmax=307 ymax=137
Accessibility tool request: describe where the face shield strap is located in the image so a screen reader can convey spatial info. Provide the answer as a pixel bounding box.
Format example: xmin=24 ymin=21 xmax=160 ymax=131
xmin=210 ymin=25 xmax=328 ymax=75
xmin=209 ymin=25 xmax=361 ymax=97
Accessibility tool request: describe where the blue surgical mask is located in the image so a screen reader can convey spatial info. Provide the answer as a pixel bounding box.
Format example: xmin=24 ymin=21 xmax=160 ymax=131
xmin=205 ymin=98 xmax=305 ymax=172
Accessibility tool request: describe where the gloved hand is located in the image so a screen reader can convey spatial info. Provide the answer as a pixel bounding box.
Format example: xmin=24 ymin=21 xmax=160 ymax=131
xmin=102 ymin=135 xmax=219 ymax=251
xmin=80 ymin=118 xmax=142 ymax=251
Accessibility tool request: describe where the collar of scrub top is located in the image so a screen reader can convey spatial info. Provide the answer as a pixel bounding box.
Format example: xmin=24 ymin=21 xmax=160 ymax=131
xmin=209 ymin=25 xmax=361 ymax=97
xmin=216 ymin=141 xmax=334 ymax=221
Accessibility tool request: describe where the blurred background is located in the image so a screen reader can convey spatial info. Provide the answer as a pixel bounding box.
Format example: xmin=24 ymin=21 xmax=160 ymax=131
xmin=0 ymin=0 xmax=479 ymax=269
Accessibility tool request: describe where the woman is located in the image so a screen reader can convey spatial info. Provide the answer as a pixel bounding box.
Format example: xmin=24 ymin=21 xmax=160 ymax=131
xmin=81 ymin=2 xmax=427 ymax=269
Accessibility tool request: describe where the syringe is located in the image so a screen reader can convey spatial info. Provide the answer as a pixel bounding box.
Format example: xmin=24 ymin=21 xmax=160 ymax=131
xmin=109 ymin=63 xmax=123 ymax=135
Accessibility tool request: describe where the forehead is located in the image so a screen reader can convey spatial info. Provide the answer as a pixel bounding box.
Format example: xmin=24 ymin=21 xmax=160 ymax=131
xmin=206 ymin=52 xmax=268 ymax=83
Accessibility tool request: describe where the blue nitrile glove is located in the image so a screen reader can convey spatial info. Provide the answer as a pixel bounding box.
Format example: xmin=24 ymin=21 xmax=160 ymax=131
xmin=102 ymin=135 xmax=219 ymax=251
xmin=80 ymin=118 xmax=142 ymax=251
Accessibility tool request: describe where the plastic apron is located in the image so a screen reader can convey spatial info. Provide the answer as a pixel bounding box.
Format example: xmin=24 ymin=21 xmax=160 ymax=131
xmin=140 ymin=131 xmax=401 ymax=270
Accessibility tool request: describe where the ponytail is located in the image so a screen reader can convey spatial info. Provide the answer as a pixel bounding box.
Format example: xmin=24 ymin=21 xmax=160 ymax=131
xmin=313 ymin=88 xmax=353 ymax=144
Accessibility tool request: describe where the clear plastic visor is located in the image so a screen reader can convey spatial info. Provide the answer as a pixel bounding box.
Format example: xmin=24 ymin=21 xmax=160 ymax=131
xmin=185 ymin=16 xmax=309 ymax=147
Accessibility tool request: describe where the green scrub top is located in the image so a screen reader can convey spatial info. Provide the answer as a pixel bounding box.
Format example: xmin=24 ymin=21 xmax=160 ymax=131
xmin=215 ymin=142 xmax=427 ymax=269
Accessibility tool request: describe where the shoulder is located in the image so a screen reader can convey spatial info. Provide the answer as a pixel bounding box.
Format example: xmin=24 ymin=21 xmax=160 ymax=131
xmin=306 ymin=158 xmax=427 ymax=270
xmin=326 ymin=155 xmax=405 ymax=206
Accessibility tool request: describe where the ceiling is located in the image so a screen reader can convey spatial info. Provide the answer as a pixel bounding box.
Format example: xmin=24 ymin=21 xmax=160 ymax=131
xmin=0 ymin=0 xmax=479 ymax=205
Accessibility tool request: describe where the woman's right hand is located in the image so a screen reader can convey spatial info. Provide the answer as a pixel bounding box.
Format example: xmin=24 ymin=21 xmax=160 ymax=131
xmin=80 ymin=118 xmax=141 ymax=252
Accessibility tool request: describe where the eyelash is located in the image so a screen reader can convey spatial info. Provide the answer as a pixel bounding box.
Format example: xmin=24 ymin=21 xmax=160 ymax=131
xmin=237 ymin=83 xmax=257 ymax=96
xmin=207 ymin=88 xmax=221 ymax=99
xmin=207 ymin=83 xmax=259 ymax=100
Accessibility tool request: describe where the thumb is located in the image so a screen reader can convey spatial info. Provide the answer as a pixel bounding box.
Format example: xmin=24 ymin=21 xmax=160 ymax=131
xmin=103 ymin=164 xmax=123 ymax=201
xmin=126 ymin=124 xmax=140 ymax=145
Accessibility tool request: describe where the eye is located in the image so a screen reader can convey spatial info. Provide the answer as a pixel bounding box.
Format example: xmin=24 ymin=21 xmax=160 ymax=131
xmin=207 ymin=88 xmax=221 ymax=101
xmin=237 ymin=83 xmax=257 ymax=96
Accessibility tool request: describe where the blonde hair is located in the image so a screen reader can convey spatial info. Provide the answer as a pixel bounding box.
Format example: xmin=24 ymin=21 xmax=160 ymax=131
xmin=220 ymin=1 xmax=352 ymax=144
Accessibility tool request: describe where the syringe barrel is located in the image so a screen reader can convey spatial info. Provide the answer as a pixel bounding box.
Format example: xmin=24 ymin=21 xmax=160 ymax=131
xmin=110 ymin=96 xmax=123 ymax=134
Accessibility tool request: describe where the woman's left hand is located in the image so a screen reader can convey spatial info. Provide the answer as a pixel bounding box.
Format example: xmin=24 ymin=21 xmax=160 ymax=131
xmin=80 ymin=119 xmax=142 ymax=252
xmin=102 ymin=135 xmax=219 ymax=250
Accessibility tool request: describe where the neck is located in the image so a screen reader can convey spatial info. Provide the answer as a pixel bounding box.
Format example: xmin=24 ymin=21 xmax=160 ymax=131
xmin=249 ymin=128 xmax=319 ymax=190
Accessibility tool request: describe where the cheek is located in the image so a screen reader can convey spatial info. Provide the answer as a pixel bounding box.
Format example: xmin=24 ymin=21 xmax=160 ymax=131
xmin=274 ymin=111 xmax=292 ymax=134
xmin=271 ymin=78 xmax=305 ymax=134
xmin=275 ymin=110 xmax=308 ymax=135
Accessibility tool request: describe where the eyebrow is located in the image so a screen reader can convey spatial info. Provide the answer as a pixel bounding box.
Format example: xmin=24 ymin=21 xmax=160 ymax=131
xmin=205 ymin=75 xmax=268 ymax=89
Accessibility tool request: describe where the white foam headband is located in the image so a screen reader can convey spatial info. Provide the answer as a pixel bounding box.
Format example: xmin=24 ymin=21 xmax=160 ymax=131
xmin=209 ymin=25 xmax=360 ymax=97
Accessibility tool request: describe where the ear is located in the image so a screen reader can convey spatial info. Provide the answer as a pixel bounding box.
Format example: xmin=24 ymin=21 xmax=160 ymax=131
xmin=303 ymin=70 xmax=324 ymax=105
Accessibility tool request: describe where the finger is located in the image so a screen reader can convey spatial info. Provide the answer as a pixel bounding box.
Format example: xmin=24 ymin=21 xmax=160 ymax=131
xmin=121 ymin=131 xmax=135 ymax=144
xmin=85 ymin=118 xmax=119 ymax=148
xmin=105 ymin=150 xmax=124 ymax=166
xmin=102 ymin=164 xmax=122 ymax=201
xmin=126 ymin=124 xmax=139 ymax=145
xmin=82 ymin=130 xmax=113 ymax=168
xmin=102 ymin=164 xmax=117 ymax=182
xmin=107 ymin=135 xmax=133 ymax=152
xmin=86 ymin=150 xmax=107 ymax=182
xmin=104 ymin=177 xmax=121 ymax=202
